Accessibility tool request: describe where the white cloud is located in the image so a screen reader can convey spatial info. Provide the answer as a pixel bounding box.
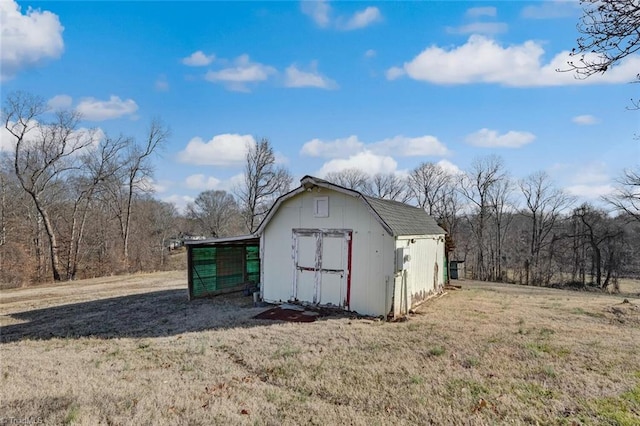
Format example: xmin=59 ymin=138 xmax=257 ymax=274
xmin=571 ymin=163 xmax=610 ymax=186
xmin=371 ymin=135 xmax=450 ymax=156
xmin=138 ymin=177 xmax=167 ymax=193
xmin=302 ymin=1 xmax=382 ymax=31
xmin=185 ymin=174 xmax=221 ymax=190
xmin=447 ymin=22 xmax=508 ymax=35
xmin=178 ymin=133 xmax=255 ymax=166
xmin=76 ymin=96 xmax=138 ymax=121
xmin=572 ymin=114 xmax=599 ymax=125
xmin=339 ymin=6 xmax=382 ymax=30
xmin=365 ymin=49 xmax=377 ymax=58
xmin=0 ymin=120 xmax=104 ymax=153
xmin=274 ymin=151 xmax=290 ymax=165
xmin=550 ymin=161 xmax=615 ymax=200
xmin=155 ymin=75 xmax=169 ymax=91
xmin=318 ymin=151 xmax=398 ymax=177
xmin=47 ymin=94 xmax=73 ymax=110
xmin=0 ymin=0 xmax=64 ymax=81
xmin=302 ymin=134 xmax=450 ymax=158
xmin=436 ymin=159 xmax=463 ymax=176
xmin=182 ymin=50 xmax=215 ymax=66
xmin=565 ymin=184 xmax=615 ymax=199
xmin=73 ymin=127 xmax=106 ymax=151
xmin=301 ymin=136 xmax=364 ymax=158
xmin=162 ymin=194 xmax=195 ymax=213
xmin=284 ymin=62 xmax=338 ymax=89
xmin=0 ymin=121 xmax=31 ymax=152
xmin=521 ymin=1 xmax=580 ymax=19
xmin=386 ymin=67 xmax=405 ymax=80
xmin=186 ymin=173 xmax=245 ymax=194
xmin=301 ymin=0 xmax=331 ymax=27
xmin=387 ymin=35 xmax=640 ymax=87
xmin=217 ymin=173 xmax=246 ymax=192
xmin=205 ymin=54 xmax=276 ymax=91
xmin=150 ymin=179 xmax=169 ymax=193
xmin=465 ymin=128 xmax=536 ymax=148
xmin=466 ymin=7 xmax=497 ymax=18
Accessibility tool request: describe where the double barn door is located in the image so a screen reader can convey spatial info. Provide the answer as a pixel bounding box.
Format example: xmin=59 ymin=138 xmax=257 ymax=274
xmin=292 ymin=229 xmax=351 ymax=308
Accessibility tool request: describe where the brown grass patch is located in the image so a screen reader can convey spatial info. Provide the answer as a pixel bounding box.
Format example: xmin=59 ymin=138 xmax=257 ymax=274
xmin=1 ymin=273 xmax=639 ymax=424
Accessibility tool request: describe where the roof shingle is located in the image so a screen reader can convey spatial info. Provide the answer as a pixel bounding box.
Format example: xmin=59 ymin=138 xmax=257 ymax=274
xmin=363 ymin=196 xmax=446 ymax=236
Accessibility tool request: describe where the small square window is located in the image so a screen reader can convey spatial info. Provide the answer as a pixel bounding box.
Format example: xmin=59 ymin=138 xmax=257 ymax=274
xmin=314 ymin=196 xmax=329 ymax=217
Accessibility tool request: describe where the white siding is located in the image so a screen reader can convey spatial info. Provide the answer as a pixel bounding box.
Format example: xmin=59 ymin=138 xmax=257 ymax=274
xmin=393 ymin=235 xmax=445 ymax=316
xmin=261 ymin=187 xmax=395 ymax=317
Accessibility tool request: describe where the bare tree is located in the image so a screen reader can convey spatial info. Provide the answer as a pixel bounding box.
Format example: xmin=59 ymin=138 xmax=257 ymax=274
xmin=487 ymin=178 xmax=516 ymax=282
xmin=605 ymin=167 xmax=640 ymax=221
xmin=101 ymin=120 xmax=169 ymax=269
xmin=459 ymin=155 xmax=507 ymax=281
xmin=64 ymin=136 xmax=127 ymax=279
xmin=572 ymin=204 xmax=625 ymax=290
xmin=569 ymin=1 xmax=640 ymax=76
xmin=565 ymin=0 xmax=640 ymax=107
xmin=149 ymin=200 xmax=178 ymax=268
xmin=368 ymin=173 xmax=409 ymax=202
xmin=519 ymin=171 xmax=573 ymax=285
xmin=2 ymin=92 xmax=97 ymax=281
xmin=409 ymin=162 xmax=451 ymax=215
xmin=186 ymin=190 xmax=239 ymax=237
xmin=0 ymin=170 xmax=6 ymax=247
xmin=324 ymin=168 xmax=371 ymax=193
xmin=236 ymin=138 xmax=292 ymax=232
xmin=0 ymin=171 xmax=35 ymax=286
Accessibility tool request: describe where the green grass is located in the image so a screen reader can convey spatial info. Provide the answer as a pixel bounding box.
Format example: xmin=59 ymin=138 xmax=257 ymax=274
xmin=462 ymin=356 xmax=480 ymax=368
xmin=447 ymin=379 xmax=488 ymax=399
xmin=273 ymin=345 xmax=301 ymax=359
xmin=63 ymin=404 xmax=80 ymax=425
xmin=590 ymin=382 xmax=640 ymax=425
xmin=410 ymin=375 xmax=424 ymax=385
xmin=428 ymin=346 xmax=445 ymax=356
xmin=540 ymin=365 xmax=557 ymax=378
xmin=526 ymin=342 xmax=571 ymax=358
xmin=571 ymin=307 xmax=605 ymax=318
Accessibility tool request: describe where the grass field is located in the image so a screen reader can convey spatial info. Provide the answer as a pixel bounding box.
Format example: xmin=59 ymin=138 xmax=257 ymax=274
xmin=1 ymin=272 xmax=639 ymax=425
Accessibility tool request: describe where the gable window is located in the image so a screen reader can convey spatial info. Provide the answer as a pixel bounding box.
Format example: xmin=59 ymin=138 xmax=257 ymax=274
xmin=314 ymin=196 xmax=329 ymax=217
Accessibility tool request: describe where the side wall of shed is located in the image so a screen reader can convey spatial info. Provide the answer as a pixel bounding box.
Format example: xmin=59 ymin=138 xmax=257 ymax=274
xmin=393 ymin=235 xmax=445 ymax=317
xmin=261 ymin=187 xmax=395 ymax=317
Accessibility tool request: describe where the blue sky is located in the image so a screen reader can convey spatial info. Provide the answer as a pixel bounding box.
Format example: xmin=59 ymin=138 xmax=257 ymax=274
xmin=1 ymin=0 xmax=638 ymax=210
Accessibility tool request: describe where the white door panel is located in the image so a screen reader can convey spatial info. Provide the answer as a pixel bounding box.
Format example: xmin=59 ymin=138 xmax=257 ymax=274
xmin=292 ymin=229 xmax=350 ymax=308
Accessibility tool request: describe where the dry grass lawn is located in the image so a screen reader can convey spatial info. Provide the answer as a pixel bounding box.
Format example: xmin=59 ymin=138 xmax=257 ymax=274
xmin=1 ymin=271 xmax=639 ymax=425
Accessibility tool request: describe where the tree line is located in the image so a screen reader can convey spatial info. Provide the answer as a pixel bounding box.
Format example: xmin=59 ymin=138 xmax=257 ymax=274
xmin=2 ymin=91 xmax=638 ymax=291
xmin=0 ymin=92 xmax=294 ymax=286
xmin=300 ymin=157 xmax=640 ymax=292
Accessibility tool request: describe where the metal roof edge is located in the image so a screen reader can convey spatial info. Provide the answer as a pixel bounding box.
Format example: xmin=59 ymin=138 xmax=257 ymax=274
xmin=184 ymin=234 xmax=259 ymax=246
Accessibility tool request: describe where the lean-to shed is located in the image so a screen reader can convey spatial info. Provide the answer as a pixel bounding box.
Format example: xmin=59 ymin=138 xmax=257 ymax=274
xmin=186 ymin=235 xmax=260 ymax=299
xmin=256 ymin=176 xmax=447 ymax=318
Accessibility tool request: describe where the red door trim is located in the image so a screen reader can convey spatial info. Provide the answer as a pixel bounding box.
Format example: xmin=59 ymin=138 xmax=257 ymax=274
xmin=346 ymin=231 xmax=352 ymax=309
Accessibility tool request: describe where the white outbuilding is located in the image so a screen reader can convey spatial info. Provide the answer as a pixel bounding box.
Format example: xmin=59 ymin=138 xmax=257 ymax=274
xmin=256 ymin=176 xmax=447 ymax=318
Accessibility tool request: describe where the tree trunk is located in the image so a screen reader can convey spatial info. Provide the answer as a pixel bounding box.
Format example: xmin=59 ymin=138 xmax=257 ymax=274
xmin=32 ymin=199 xmax=62 ymax=281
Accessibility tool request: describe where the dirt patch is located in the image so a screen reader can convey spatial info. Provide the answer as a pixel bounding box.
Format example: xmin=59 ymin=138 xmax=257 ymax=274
xmin=603 ymin=300 xmax=640 ymax=326
xmin=254 ymin=306 xmax=321 ymax=322
xmin=252 ymin=303 xmax=348 ymax=323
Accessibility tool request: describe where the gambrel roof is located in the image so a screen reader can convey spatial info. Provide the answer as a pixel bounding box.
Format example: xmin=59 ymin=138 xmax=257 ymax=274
xmin=256 ymin=176 xmax=446 ymax=237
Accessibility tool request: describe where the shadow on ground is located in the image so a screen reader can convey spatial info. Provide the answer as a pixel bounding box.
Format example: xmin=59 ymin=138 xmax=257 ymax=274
xmin=0 ymin=290 xmax=273 ymax=343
